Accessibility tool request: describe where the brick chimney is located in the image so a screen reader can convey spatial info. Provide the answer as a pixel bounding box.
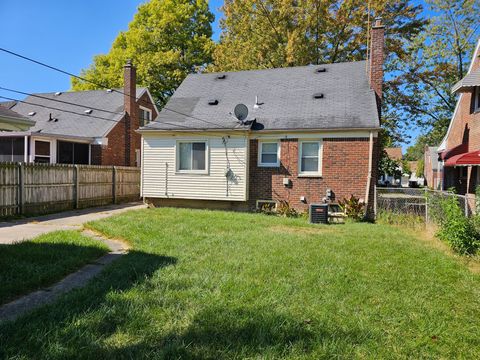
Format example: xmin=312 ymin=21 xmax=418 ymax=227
xmin=123 ymin=59 xmax=137 ymax=166
xmin=369 ymin=18 xmax=385 ymax=116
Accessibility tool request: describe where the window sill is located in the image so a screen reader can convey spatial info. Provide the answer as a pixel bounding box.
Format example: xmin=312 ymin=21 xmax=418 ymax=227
xmin=297 ymin=173 xmax=322 ymax=178
xmin=175 ymin=170 xmax=209 ymax=175
xmin=258 ymin=163 xmax=280 ymax=168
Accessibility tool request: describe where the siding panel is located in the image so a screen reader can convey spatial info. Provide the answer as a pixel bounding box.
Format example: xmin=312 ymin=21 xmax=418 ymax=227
xmin=142 ymin=135 xmax=248 ymax=201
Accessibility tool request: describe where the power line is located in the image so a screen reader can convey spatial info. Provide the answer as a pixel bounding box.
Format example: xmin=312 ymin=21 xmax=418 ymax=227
xmin=0 ymin=47 xmax=235 ymax=130
xmin=0 ymin=94 xmax=245 ymax=138
xmin=0 ymin=86 xmax=122 ymax=115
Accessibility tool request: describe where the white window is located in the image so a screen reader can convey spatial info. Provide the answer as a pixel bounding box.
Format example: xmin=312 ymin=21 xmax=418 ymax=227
xmin=258 ymin=141 xmax=280 ymax=167
xmin=299 ymin=141 xmax=322 ymax=176
xmin=177 ymin=141 xmax=208 ymax=173
xmin=475 ymin=87 xmax=480 ymax=112
xmin=139 ymin=106 xmax=152 ymax=126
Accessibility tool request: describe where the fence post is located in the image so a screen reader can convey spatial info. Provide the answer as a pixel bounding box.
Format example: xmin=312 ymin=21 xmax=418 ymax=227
xmin=464 ymin=195 xmax=468 ymax=217
xmin=373 ymin=185 xmax=377 ymax=218
xmin=112 ymin=166 xmax=117 ymax=204
xmin=18 ymin=162 xmax=25 ymax=215
xmin=73 ymin=165 xmax=79 ymax=209
xmin=425 ymin=188 xmax=428 ymax=224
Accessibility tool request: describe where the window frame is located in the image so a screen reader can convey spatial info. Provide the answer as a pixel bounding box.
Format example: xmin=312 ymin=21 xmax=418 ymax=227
xmin=175 ymin=140 xmax=209 ymax=174
xmin=139 ymin=106 xmax=153 ymax=126
xmin=298 ymin=140 xmax=323 ymax=177
xmin=474 ymin=86 xmax=480 ymax=113
xmin=34 ymin=139 xmax=52 ymax=164
xmin=258 ymin=140 xmax=280 ymax=167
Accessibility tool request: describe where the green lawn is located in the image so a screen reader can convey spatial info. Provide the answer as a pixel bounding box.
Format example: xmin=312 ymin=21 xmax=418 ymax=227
xmin=0 ymin=231 xmax=109 ymax=305
xmin=1 ymin=208 xmax=479 ymax=359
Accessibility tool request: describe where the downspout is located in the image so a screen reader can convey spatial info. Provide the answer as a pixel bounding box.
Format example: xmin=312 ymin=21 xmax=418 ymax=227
xmin=364 ymin=131 xmax=374 ymax=219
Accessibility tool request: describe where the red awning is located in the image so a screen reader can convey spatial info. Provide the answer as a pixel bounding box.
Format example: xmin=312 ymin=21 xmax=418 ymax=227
xmin=444 ymin=150 xmax=480 ymax=167
xmin=440 ymin=143 xmax=468 ymax=160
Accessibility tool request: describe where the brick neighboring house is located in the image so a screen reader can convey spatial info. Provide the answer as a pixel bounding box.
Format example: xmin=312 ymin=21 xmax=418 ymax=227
xmin=424 ymin=146 xmax=442 ymax=190
xmin=0 ymin=61 xmax=157 ymax=165
xmin=438 ymin=38 xmax=480 ymax=195
xmin=139 ymin=19 xmax=385 ymax=215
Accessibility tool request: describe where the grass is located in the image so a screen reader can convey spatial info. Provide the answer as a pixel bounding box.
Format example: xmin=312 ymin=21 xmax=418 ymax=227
xmin=0 ymin=230 xmax=109 ymax=304
xmin=0 ymin=208 xmax=480 ymax=358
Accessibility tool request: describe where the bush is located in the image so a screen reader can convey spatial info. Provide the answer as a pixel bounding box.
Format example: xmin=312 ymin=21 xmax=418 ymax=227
xmin=339 ymin=195 xmax=364 ymax=221
xmin=436 ymin=195 xmax=479 ymax=255
xmin=276 ymin=200 xmax=299 ymax=218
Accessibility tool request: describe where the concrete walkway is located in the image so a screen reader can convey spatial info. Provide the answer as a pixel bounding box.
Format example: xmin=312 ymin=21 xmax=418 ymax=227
xmin=0 ymin=230 xmax=129 ymax=323
xmin=0 ymin=202 xmax=146 ymax=244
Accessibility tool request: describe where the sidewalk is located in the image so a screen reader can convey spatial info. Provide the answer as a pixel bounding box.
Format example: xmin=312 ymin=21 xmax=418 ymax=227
xmin=0 ymin=202 xmax=146 ymax=244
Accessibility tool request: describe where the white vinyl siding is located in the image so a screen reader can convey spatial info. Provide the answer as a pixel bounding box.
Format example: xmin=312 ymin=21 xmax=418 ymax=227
xmin=258 ymin=141 xmax=280 ymax=167
xmin=299 ymin=140 xmax=322 ymax=177
xmin=142 ymin=135 xmax=248 ymax=201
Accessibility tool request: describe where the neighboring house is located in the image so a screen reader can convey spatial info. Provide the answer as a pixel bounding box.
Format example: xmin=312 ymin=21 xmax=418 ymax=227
xmin=0 ymin=105 xmax=34 ymax=131
xmin=438 ymin=38 xmax=480 ymax=194
xmin=0 ymin=61 xmax=158 ymax=166
xmin=379 ymin=147 xmax=402 ymax=186
xmin=139 ymin=19 xmax=385 ymax=214
xmin=424 ymin=146 xmax=442 ymax=190
xmin=407 ymin=161 xmax=425 ymax=187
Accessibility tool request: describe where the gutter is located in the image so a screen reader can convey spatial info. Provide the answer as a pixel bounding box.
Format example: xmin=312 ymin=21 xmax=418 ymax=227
xmin=364 ymin=131 xmax=374 ymax=219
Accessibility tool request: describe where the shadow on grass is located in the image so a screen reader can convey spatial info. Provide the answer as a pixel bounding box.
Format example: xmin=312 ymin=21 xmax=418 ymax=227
xmin=0 ymin=241 xmax=108 ymax=304
xmin=98 ymin=305 xmax=372 ymax=359
xmin=0 ymin=250 xmax=177 ymax=359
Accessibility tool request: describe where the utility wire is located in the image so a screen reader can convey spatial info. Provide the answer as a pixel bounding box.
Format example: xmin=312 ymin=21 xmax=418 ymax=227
xmin=0 ymin=94 xmax=244 ymax=139
xmin=0 ymin=47 xmax=235 ymax=130
xmin=0 ymin=86 xmax=122 ymax=115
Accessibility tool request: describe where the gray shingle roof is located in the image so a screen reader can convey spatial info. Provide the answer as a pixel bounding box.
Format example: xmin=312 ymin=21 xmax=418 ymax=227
xmin=8 ymin=88 xmax=147 ymax=138
xmin=0 ymin=105 xmax=29 ymax=121
xmin=143 ymin=61 xmax=380 ymax=132
xmin=452 ymin=67 xmax=480 ymax=93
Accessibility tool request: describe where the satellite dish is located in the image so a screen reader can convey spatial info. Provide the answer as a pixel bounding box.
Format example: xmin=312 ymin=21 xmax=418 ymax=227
xmin=234 ymin=104 xmax=249 ymax=121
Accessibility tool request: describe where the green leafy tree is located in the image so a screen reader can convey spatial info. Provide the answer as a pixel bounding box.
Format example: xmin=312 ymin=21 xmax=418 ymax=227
xmin=212 ymin=0 xmax=426 ymax=144
xmin=416 ymin=158 xmax=424 ymax=178
xmin=379 ymin=150 xmax=402 ymax=179
xmin=390 ymin=0 xmax=480 ymax=145
xmin=71 ymin=0 xmax=215 ymax=107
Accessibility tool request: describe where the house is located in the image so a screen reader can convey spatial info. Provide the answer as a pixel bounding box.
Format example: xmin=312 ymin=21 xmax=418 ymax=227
xmin=407 ymin=161 xmax=425 ymax=187
xmin=379 ymin=147 xmax=403 ymax=186
xmin=0 ymin=61 xmax=158 ymax=166
xmin=438 ymin=38 xmax=480 ymax=195
xmin=139 ymin=19 xmax=385 ymax=214
xmin=424 ymin=146 xmax=442 ymax=189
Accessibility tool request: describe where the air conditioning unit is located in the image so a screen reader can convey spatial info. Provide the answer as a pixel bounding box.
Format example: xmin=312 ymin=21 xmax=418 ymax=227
xmin=309 ymin=204 xmax=329 ymax=224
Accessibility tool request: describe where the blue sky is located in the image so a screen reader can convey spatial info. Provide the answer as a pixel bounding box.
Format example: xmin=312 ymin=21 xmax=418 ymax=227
xmin=0 ymin=0 xmax=439 ymax=150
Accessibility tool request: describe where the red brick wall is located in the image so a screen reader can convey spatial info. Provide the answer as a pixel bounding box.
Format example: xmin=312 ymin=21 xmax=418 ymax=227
xmin=90 ymin=92 xmax=157 ymax=167
xmin=369 ymin=20 xmax=385 ymax=117
xmin=249 ymin=137 xmax=376 ymax=213
xmin=443 ymin=44 xmax=480 ymax=193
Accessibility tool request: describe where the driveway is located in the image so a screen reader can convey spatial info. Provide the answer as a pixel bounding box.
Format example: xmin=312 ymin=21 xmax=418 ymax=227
xmin=0 ymin=203 xmax=147 ymax=244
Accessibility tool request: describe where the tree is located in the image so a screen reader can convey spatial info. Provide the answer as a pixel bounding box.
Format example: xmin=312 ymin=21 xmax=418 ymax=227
xmin=392 ymin=0 xmax=480 ymax=147
xmin=211 ymin=0 xmax=426 ymax=143
xmin=71 ymin=0 xmax=215 ymax=107
xmin=379 ymin=150 xmax=402 ymax=179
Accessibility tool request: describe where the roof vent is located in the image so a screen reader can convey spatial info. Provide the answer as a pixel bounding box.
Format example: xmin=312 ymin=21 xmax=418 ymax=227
xmin=106 ymin=89 xmax=113 ymax=93
xmin=54 ymin=118 xmax=59 ymax=122
xmin=28 ymin=111 xmax=36 ymax=116
xmin=313 ymin=93 xmax=324 ymax=99
xmin=316 ymin=68 xmax=326 ymax=73
xmin=54 ymin=92 xmax=62 ymax=96
xmin=208 ymin=99 xmax=219 ymax=105
xmin=217 ymin=74 xmax=226 ymax=80
xmin=84 ymin=109 xmax=93 ymax=114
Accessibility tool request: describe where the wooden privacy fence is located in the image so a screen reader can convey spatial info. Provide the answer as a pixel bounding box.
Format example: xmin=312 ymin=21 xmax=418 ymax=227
xmin=0 ymin=163 xmax=141 ymax=217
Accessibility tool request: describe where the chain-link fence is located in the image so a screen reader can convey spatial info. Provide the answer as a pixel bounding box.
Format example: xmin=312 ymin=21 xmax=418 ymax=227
xmin=375 ymin=187 xmax=475 ymax=225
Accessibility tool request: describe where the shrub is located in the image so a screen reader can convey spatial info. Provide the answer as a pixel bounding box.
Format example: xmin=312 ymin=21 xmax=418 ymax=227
xmin=276 ymin=200 xmax=299 ymax=218
xmin=339 ymin=195 xmax=364 ymax=221
xmin=436 ymin=195 xmax=479 ymax=255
